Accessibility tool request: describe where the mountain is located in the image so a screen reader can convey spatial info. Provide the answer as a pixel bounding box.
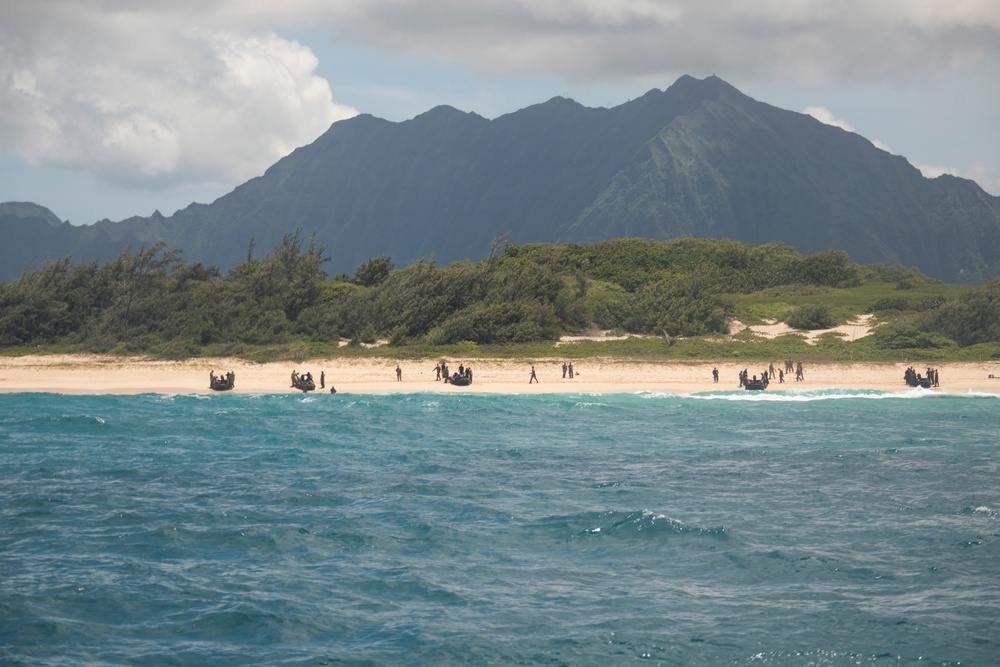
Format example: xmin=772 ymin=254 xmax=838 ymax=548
xmin=3 ymin=75 xmax=1000 ymax=283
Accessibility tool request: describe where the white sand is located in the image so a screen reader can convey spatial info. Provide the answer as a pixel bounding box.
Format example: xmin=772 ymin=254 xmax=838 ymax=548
xmin=2 ymin=355 xmax=998 ymax=396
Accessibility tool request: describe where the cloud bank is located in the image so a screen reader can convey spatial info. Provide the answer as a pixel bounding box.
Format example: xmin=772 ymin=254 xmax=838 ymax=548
xmin=311 ymin=0 xmax=1000 ymax=84
xmin=0 ymin=2 xmax=356 ymax=189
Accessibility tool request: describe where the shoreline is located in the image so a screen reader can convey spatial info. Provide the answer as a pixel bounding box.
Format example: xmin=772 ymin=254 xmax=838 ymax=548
xmin=2 ymin=354 xmax=999 ymax=396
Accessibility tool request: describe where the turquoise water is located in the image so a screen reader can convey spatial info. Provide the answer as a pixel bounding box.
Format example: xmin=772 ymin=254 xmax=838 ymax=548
xmin=2 ymin=389 xmax=999 ymax=666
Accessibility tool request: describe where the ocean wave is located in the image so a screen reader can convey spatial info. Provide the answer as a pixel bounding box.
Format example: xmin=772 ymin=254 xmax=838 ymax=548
xmin=668 ymin=387 xmax=1000 ymax=402
xmin=961 ymin=505 xmax=997 ymax=519
xmin=532 ymin=509 xmax=727 ymax=541
xmin=34 ymin=413 xmax=108 ymax=427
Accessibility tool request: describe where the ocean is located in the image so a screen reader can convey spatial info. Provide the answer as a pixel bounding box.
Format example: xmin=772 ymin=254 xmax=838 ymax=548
xmin=1 ymin=389 xmax=998 ymax=666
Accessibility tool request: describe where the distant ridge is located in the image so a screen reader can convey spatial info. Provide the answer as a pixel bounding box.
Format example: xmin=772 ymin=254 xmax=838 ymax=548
xmin=3 ymin=75 xmax=999 ymax=282
xmin=0 ymin=202 xmax=63 ymax=227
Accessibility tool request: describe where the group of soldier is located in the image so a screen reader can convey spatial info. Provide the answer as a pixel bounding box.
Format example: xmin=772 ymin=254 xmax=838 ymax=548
xmin=290 ymin=370 xmax=337 ymax=393
xmin=737 ymin=368 xmax=769 ymax=389
xmin=208 ymin=370 xmax=235 ymax=390
xmin=529 ymin=362 xmax=579 ymax=383
xmin=728 ymin=360 xmax=804 ymax=388
xmin=904 ymin=366 xmax=940 ymax=388
xmin=433 ymin=361 xmax=473 ymax=384
xmin=784 ymin=358 xmax=805 ymax=381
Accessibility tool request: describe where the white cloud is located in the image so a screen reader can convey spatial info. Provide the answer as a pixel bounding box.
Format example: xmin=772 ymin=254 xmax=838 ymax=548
xmin=914 ymin=159 xmax=1000 ymax=194
xmin=0 ymin=3 xmax=356 ymax=189
xmin=803 ymin=106 xmax=855 ymax=132
xmin=805 ymin=105 xmax=999 ymax=193
xmin=804 ymin=106 xmax=896 ymax=153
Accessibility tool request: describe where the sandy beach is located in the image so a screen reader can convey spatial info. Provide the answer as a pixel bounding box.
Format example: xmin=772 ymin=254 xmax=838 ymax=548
xmin=2 ymin=354 xmax=999 ymax=395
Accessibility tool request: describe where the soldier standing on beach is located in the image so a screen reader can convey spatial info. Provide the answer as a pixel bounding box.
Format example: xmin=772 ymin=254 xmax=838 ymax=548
xmin=795 ymin=361 xmax=804 ymax=381
xmin=529 ymin=366 xmax=538 ymax=384
xmin=562 ymin=363 xmax=567 ymax=378
xmin=712 ymin=368 xmax=719 ymax=383
xmin=568 ymin=363 xmax=574 ymax=379
xmin=320 ymin=371 xmax=325 ymax=389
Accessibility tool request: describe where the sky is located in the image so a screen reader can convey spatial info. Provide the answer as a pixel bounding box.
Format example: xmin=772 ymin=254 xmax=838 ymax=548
xmin=1 ymin=1 xmax=998 ymax=226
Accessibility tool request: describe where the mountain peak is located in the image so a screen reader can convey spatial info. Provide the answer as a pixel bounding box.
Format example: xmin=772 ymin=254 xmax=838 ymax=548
xmin=0 ymin=201 xmax=63 ymax=227
xmin=664 ymin=74 xmax=745 ymax=104
xmin=411 ymin=105 xmax=486 ymax=125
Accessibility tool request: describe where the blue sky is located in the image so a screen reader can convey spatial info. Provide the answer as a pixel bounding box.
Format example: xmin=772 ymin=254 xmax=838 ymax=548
xmin=1 ymin=1 xmax=998 ymax=226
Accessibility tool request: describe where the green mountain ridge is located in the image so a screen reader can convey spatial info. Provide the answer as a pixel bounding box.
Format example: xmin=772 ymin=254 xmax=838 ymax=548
xmin=3 ymin=75 xmax=999 ymax=282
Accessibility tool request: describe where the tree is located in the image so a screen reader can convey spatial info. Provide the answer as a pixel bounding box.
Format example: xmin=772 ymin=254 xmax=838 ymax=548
xmin=354 ymin=256 xmax=394 ymax=287
xmin=622 ymin=276 xmax=730 ymax=337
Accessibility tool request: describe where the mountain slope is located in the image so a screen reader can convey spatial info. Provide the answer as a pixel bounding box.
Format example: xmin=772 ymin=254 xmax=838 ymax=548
xmin=3 ymin=75 xmax=999 ymax=283
xmin=561 ymin=80 xmax=1000 ymax=280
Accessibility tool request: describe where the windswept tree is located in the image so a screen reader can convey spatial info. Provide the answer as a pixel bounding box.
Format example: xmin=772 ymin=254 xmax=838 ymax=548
xmin=353 ymin=256 xmax=395 ymax=287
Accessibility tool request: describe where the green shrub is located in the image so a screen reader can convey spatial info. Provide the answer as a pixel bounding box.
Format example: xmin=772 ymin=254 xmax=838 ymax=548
xmin=426 ymin=302 xmax=560 ymax=345
xmin=871 ymin=296 xmax=912 ymax=312
xmin=785 ymin=304 xmax=836 ymax=330
xmin=869 ymin=325 xmax=957 ymax=350
xmin=620 ymin=277 xmax=731 ymax=337
xmin=917 ymin=279 xmax=1000 ymax=346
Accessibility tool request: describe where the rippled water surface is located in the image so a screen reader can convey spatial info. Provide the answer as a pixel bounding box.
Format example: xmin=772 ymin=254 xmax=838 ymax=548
xmin=2 ymin=389 xmax=999 ymax=665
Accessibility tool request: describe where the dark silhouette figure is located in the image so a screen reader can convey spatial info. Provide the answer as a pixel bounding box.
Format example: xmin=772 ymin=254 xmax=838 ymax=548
xmin=529 ymin=366 xmax=538 ymax=384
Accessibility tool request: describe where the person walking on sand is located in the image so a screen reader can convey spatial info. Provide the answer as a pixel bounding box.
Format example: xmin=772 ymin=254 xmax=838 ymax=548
xmin=320 ymin=371 xmax=325 ymax=389
xmin=568 ymin=362 xmax=574 ymax=379
xmin=396 ymin=365 xmax=402 ymax=381
xmin=562 ymin=362 xmax=567 ymax=378
xmin=529 ymin=366 xmax=538 ymax=384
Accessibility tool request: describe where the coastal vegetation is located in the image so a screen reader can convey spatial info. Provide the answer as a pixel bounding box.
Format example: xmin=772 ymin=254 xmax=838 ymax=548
xmin=1 ymin=232 xmax=998 ymax=362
